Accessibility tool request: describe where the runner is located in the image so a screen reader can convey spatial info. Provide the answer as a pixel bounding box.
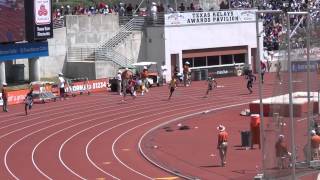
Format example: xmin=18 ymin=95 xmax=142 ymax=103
xmin=246 ymin=71 xmax=256 ymax=94
xmin=128 ymin=77 xmax=137 ymax=98
xmin=24 ymin=88 xmax=34 ymax=115
xmin=168 ymin=76 xmax=177 ymax=100
xmin=121 ymin=68 xmax=133 ymax=102
xmin=204 ymin=74 xmax=217 ymax=98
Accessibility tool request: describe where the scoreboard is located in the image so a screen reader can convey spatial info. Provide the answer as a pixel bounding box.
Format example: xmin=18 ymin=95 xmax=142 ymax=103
xmin=0 ymin=0 xmax=52 ymax=43
xmin=0 ymin=0 xmax=25 ymax=43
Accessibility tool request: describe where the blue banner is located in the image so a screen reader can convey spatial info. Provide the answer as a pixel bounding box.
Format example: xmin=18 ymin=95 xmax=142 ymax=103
xmin=0 ymin=41 xmax=49 ymax=61
xmin=292 ymin=61 xmax=319 ymax=72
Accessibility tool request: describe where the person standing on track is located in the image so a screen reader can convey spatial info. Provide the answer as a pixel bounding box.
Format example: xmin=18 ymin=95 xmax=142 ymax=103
xmin=117 ymin=70 xmax=122 ymax=96
xmin=141 ymin=66 xmax=149 ymax=95
xmin=246 ymin=71 xmax=256 ymax=94
xmin=168 ymin=76 xmax=177 ymax=100
xmin=275 ymin=61 xmax=282 ymax=83
xmin=25 ymin=88 xmax=34 ymax=115
xmin=58 ymin=73 xmax=66 ymax=100
xmin=183 ymin=61 xmax=191 ymax=87
xmin=204 ymin=74 xmax=217 ymax=98
xmin=1 ymin=82 xmax=8 ymax=112
xmin=217 ymin=124 xmax=228 ymax=167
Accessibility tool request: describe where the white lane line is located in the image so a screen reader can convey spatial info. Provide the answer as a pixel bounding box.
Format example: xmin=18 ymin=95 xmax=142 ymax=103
xmin=34 ymin=97 xmax=184 ymax=180
xmin=138 ymin=102 xmax=250 ymax=180
xmin=87 ymin=99 xmax=250 ymax=179
xmin=59 ymin=97 xmax=206 ymax=180
xmin=0 ymin=97 xmax=116 ymax=131
xmin=0 ymin=94 xmax=112 ymax=121
xmin=4 ymin=96 xmax=155 ymax=180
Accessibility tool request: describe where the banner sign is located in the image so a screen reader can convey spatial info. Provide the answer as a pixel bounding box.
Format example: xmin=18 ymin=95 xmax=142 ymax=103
xmin=0 ymin=89 xmax=30 ymax=105
xmin=0 ymin=93 xmax=2 ymax=106
xmin=0 ymin=78 xmax=108 ymax=106
xmin=0 ymin=41 xmax=49 ymax=61
xmin=165 ymin=10 xmax=256 ymax=26
xmin=292 ymin=61 xmax=319 ymax=72
xmin=64 ymin=78 xmax=108 ymax=94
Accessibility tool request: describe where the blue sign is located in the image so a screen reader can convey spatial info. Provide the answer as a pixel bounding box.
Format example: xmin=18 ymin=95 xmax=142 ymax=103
xmin=0 ymin=41 xmax=49 ymax=61
xmin=292 ymin=61 xmax=319 ymax=72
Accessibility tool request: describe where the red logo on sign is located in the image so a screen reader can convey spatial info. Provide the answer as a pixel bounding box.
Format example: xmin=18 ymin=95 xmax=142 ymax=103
xmin=38 ymin=4 xmax=48 ymax=16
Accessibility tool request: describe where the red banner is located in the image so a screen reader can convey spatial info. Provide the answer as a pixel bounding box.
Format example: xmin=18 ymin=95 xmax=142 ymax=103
xmin=6 ymin=89 xmax=29 ymax=105
xmin=0 ymin=78 xmax=108 ymax=106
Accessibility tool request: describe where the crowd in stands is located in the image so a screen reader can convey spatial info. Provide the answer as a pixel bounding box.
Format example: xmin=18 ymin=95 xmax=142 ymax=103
xmin=53 ymin=0 xmax=320 ymax=51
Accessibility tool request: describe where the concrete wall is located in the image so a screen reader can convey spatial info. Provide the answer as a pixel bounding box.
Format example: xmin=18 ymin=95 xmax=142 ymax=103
xmin=14 ymin=27 xmax=67 ymax=80
xmin=144 ymin=26 xmax=165 ymax=69
xmin=114 ymin=31 xmax=144 ymax=64
xmin=66 ymin=14 xmax=119 ymax=48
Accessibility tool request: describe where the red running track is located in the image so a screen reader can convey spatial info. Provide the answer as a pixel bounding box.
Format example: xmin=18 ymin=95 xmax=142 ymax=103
xmin=0 ymin=74 xmax=316 ymax=180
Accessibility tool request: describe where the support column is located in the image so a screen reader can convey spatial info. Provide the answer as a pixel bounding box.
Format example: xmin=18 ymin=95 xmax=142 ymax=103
xmin=28 ymin=58 xmax=40 ymax=82
xmin=0 ymin=61 xmax=6 ymax=85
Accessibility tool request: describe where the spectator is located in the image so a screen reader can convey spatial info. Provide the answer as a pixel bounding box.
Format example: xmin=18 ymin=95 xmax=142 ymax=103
xmin=166 ymin=5 xmax=174 ymax=13
xmin=1 ymin=82 xmax=8 ymax=112
xmin=179 ymin=3 xmax=185 ymax=11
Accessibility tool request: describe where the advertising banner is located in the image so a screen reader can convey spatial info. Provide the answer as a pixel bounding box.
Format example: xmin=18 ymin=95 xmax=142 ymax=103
xmin=0 ymin=41 xmax=49 ymax=61
xmin=292 ymin=61 xmax=319 ymax=72
xmin=165 ymin=10 xmax=256 ymax=26
xmin=6 ymin=89 xmax=29 ymax=105
xmin=208 ymin=65 xmax=237 ymax=78
xmin=64 ymin=78 xmax=108 ymax=94
xmin=0 ymin=93 xmax=3 ymax=106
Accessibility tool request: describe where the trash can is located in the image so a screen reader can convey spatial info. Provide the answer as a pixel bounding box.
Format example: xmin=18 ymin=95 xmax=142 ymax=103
xmin=201 ymin=69 xmax=208 ymax=80
xmin=193 ymin=70 xmax=201 ymax=81
xmin=241 ymin=131 xmax=251 ymax=147
xmin=109 ymin=78 xmax=118 ymax=92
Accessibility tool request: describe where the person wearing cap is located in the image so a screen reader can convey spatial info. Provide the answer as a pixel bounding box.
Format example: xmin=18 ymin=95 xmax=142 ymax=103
xmin=58 ymin=73 xmax=66 ymax=100
xmin=275 ymin=134 xmax=291 ymax=169
xmin=117 ymin=70 xmax=122 ymax=96
xmin=1 ymin=82 xmax=8 ymax=112
xmin=217 ymin=124 xmax=228 ymax=167
xmin=140 ymin=66 xmax=149 ymax=95
xmin=183 ymin=62 xmax=191 ymax=87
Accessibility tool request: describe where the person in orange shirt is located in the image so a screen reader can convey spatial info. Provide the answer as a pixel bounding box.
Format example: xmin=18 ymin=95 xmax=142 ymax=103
xmin=217 ymin=124 xmax=228 ymax=167
xmin=1 ymin=82 xmax=8 ymax=112
xmin=311 ymin=130 xmax=320 ymax=159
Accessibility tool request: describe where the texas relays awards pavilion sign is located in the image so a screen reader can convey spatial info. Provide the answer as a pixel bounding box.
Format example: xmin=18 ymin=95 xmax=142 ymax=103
xmin=165 ymin=10 xmax=256 ymax=26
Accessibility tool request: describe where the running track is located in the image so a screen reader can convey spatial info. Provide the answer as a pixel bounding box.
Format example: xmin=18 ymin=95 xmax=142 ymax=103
xmin=0 ymin=74 xmax=313 ymax=180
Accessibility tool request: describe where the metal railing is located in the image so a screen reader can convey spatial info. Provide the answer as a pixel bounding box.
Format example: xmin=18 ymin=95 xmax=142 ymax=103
xmin=67 ymin=47 xmax=96 ymax=61
xmin=67 ymin=16 xmax=144 ymax=67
